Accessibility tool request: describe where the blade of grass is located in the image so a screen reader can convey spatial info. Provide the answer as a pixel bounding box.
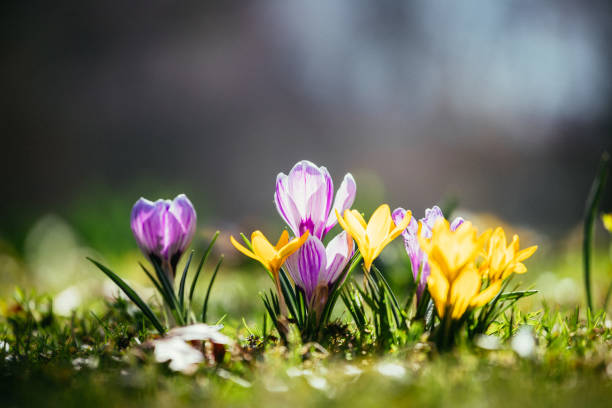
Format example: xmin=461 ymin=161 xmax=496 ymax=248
xmin=139 ymin=262 xmax=165 ymax=299
xmin=188 ymin=231 xmax=220 ymax=305
xmin=87 ymin=258 xmax=165 ymax=334
xmin=201 ymin=256 xmax=223 ymax=323
xmin=583 ymin=151 xmax=609 ymax=310
xmin=178 ymin=251 xmax=194 ymax=310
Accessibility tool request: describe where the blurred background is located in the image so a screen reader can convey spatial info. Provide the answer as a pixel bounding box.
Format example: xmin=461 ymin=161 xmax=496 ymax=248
xmin=1 ymin=1 xmax=612 ymax=313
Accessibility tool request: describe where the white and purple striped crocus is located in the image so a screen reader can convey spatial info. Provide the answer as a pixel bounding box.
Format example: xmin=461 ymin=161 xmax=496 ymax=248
xmin=284 ymin=231 xmax=354 ymax=316
xmin=392 ymin=206 xmax=464 ymax=300
xmin=275 ymin=160 xmax=356 ymax=240
xmin=130 ymin=194 xmax=197 ymax=282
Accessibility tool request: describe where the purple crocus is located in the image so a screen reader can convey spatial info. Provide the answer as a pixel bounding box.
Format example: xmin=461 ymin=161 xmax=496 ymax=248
xmin=392 ymin=206 xmax=464 ymax=299
xmin=284 ymin=231 xmax=354 ymax=316
xmin=130 ymin=194 xmax=197 ymax=281
xmin=275 ymin=160 xmax=356 ymax=240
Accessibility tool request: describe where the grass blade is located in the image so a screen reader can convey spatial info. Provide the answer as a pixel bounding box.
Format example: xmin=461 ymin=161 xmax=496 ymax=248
xmin=188 ymin=231 xmax=220 ymax=305
xmin=139 ymin=262 xmax=165 ymax=299
xmin=88 ymin=258 xmax=165 ymax=334
xmin=201 ymin=256 xmax=223 ymax=323
xmin=178 ymin=251 xmax=194 ymax=310
xmin=583 ymin=151 xmax=609 ymax=310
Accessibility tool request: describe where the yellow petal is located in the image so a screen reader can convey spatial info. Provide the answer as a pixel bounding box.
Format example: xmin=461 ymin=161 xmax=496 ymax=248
xmin=278 ymin=230 xmax=309 ymax=259
xmin=513 ymin=262 xmax=527 ymax=274
xmin=470 ymin=279 xmax=503 ymax=308
xmin=342 ymin=209 xmax=368 ymax=246
xmin=251 ymin=231 xmax=278 ymax=262
xmin=366 ymin=204 xmax=392 ymax=248
xmin=427 ymin=264 xmax=449 ymax=318
xmin=350 ymin=209 xmax=368 ymax=229
xmin=516 ymin=245 xmax=537 ymax=262
xmin=230 ymin=235 xmax=260 ymax=262
xmin=449 ymin=266 xmax=480 ymax=319
xmin=275 ymin=229 xmax=290 ymax=249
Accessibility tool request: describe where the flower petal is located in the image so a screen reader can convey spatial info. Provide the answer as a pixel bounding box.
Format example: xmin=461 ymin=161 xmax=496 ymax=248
xmin=516 ymin=245 xmax=537 ymax=262
xmin=130 ymin=197 xmax=158 ymax=252
xmin=322 ymin=231 xmax=354 ymax=285
xmin=274 ymin=173 xmax=302 ymax=237
xmin=450 ymin=217 xmax=464 ymax=231
xmin=366 ymin=204 xmax=392 ymax=249
xmin=287 ymin=235 xmax=326 ymax=301
xmin=449 ymin=266 xmax=481 ymax=319
xmin=251 ymin=231 xmax=277 ymax=263
xmin=169 ymin=194 xmax=197 ymax=252
xmin=324 ymin=173 xmax=357 ymax=236
xmin=230 ymin=236 xmax=261 ymax=263
xmin=420 ymin=206 xmax=444 ymax=238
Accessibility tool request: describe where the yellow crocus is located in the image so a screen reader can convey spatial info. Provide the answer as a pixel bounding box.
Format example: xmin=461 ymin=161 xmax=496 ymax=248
xmin=419 ymin=219 xmax=494 ymax=319
xmin=336 ymin=204 xmax=411 ymax=272
xmin=230 ymin=230 xmax=309 ymax=278
xmin=231 ymin=230 xmax=309 ymax=317
xmin=481 ymin=227 xmax=537 ymax=282
xmin=603 ymin=213 xmax=612 ymax=233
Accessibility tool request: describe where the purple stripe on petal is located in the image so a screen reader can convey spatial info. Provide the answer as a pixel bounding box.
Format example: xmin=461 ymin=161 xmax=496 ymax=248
xmin=286 ymin=235 xmax=326 ymax=302
xmin=274 ymin=173 xmax=303 ymax=237
xmin=304 ymin=182 xmax=330 ymax=239
xmin=450 ymin=217 xmax=465 ymax=231
xmin=420 ymin=206 xmax=444 ymax=238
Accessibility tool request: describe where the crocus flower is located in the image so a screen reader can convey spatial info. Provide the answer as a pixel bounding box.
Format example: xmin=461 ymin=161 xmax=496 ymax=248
xmin=230 ymin=230 xmax=309 ymax=314
xmin=336 ymin=204 xmax=412 ymax=272
xmin=481 ymin=227 xmax=537 ymax=282
xmin=275 ymin=160 xmax=356 ymax=240
xmin=130 ymin=194 xmax=197 ymax=281
xmin=284 ymin=231 xmax=354 ymax=316
xmin=418 ymin=219 xmax=493 ymax=320
xmin=392 ymin=206 xmax=464 ymax=299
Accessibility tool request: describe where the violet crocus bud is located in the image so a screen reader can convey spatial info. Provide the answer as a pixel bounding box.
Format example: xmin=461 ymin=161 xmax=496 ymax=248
xmin=274 ymin=160 xmax=356 ymax=240
xmin=130 ymin=194 xmax=197 ymax=282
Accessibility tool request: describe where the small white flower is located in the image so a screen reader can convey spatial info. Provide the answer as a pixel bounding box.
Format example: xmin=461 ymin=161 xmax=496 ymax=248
xmin=376 ymin=362 xmax=406 ymax=379
xmin=474 ymin=334 xmax=501 ymax=350
xmin=154 ymin=337 xmax=203 ymax=374
xmin=167 ymin=323 xmax=231 ymax=345
xmin=306 ymin=375 xmax=328 ymax=391
xmin=511 ymin=326 xmax=536 ymax=358
xmin=344 ymin=364 xmax=362 ymax=376
xmin=72 ymin=356 xmax=99 ymax=370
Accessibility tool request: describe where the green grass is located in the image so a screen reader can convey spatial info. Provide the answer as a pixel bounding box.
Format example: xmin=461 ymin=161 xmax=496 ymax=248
xmin=1 ymin=267 xmax=611 ymax=408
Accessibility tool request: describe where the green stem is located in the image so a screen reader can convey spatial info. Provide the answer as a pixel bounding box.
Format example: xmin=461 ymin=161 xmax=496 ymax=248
xmin=583 ymin=151 xmax=609 ymax=311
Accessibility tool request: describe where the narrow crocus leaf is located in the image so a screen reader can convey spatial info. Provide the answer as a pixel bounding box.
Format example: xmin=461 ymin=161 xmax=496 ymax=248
xmin=178 ymin=251 xmax=194 ymax=311
xmin=151 ymin=258 xmax=185 ymax=325
xmin=139 ymin=262 xmax=165 ymax=298
xmin=496 ymin=290 xmax=538 ymax=301
xmin=201 ymin=256 xmax=223 ymax=323
xmin=88 ymin=258 xmax=165 ymax=334
xmin=189 ymin=231 xmax=220 ymax=305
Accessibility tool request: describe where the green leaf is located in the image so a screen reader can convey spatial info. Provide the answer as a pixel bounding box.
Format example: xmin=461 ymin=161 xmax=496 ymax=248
xmin=178 ymin=251 xmax=194 ymax=310
xmin=189 ymin=231 xmax=220 ymax=305
xmin=497 ymin=290 xmax=538 ymax=301
xmin=87 ymin=257 xmax=165 ymax=334
xmin=138 ymin=262 xmax=165 ymax=299
xmin=201 ymin=256 xmax=223 ymax=323
xmin=583 ymin=151 xmax=609 ymax=310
